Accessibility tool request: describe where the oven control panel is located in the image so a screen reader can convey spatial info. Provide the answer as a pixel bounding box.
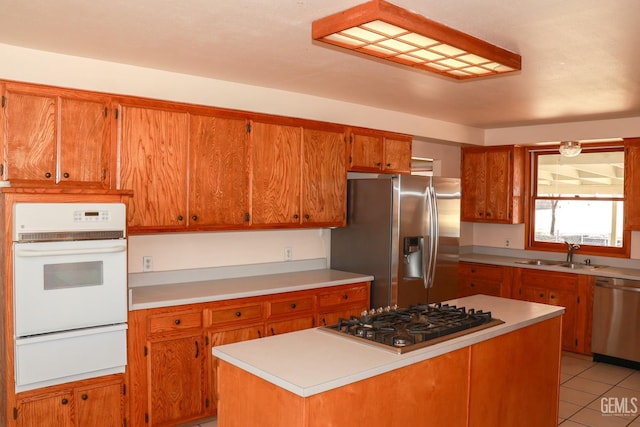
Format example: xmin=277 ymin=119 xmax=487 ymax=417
xmin=73 ymin=209 xmax=111 ymax=222
xmin=13 ymin=203 xmax=126 ymax=241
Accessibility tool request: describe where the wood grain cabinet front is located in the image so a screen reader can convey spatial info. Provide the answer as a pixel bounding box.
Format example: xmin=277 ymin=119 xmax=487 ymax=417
xmin=1 ymin=82 xmax=112 ymax=188
xmin=317 ymin=283 xmax=370 ymax=326
xmin=461 ymin=146 xmax=524 ymax=223
xmin=14 ymin=375 xmax=125 ymax=427
xmin=348 ymin=128 xmax=412 ymax=174
xmin=458 ymin=262 xmax=512 ymax=298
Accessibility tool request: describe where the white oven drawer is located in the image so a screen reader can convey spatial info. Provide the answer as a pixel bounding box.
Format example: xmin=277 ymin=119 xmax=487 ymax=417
xmin=15 ymin=324 xmax=127 ymax=392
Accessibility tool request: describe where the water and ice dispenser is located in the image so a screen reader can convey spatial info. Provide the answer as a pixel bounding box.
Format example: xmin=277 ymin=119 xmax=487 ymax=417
xmin=403 ymin=236 xmax=424 ymax=279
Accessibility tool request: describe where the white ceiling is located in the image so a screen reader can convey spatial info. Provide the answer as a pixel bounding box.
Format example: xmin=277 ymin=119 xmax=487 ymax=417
xmin=1 ymin=0 xmax=639 ymax=129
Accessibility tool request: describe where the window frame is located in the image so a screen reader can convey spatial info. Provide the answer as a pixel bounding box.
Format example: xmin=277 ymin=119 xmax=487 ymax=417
xmin=525 ymin=142 xmax=630 ymax=258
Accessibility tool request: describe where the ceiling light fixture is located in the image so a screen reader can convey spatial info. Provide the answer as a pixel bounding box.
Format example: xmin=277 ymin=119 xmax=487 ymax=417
xmin=559 ymin=141 xmax=582 ymax=157
xmin=311 ymin=0 xmax=522 ymax=80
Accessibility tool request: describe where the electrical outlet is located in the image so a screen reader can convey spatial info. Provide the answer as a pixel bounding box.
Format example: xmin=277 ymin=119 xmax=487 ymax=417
xmin=504 ymin=239 xmax=511 ymax=248
xmin=284 ymin=247 xmax=293 ymax=261
xmin=143 ymin=256 xmax=154 ymax=272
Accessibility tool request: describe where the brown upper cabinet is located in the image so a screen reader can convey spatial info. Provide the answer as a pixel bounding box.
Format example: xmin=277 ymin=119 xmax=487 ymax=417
xmin=348 ymin=128 xmax=412 ymax=174
xmin=624 ymin=137 xmax=640 ymax=230
xmin=119 ymin=102 xmax=190 ymax=231
xmin=251 ymin=122 xmax=347 ymax=228
xmin=461 ymin=145 xmax=524 ymax=223
xmin=0 ymin=82 xmax=112 ymax=188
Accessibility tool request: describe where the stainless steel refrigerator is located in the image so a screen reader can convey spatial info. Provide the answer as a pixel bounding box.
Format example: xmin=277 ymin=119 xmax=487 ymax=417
xmin=330 ymin=175 xmax=460 ymax=308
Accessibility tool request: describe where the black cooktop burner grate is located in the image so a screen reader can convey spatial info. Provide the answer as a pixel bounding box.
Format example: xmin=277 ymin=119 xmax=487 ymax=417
xmin=322 ymin=303 xmax=504 ymax=354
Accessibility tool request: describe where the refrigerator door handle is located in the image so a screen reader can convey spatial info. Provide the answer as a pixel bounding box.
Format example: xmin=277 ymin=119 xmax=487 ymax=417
xmin=423 ymin=185 xmax=438 ymax=289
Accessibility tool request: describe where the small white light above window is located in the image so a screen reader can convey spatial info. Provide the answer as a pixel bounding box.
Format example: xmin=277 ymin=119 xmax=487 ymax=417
xmin=559 ymin=141 xmax=582 ymax=157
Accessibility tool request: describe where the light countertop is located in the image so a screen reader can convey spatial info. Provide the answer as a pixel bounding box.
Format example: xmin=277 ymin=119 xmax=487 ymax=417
xmin=128 ymin=269 xmax=374 ymax=310
xmin=460 ymin=253 xmax=640 ymax=280
xmin=212 ymin=294 xmax=564 ymax=397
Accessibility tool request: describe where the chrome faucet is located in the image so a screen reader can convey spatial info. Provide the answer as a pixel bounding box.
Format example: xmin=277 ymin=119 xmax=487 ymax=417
xmin=565 ymin=241 xmax=580 ymax=264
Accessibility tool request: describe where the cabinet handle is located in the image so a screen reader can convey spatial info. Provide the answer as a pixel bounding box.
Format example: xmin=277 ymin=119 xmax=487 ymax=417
xmin=478 ymin=212 xmax=484 ymax=217
xmin=195 ymin=341 xmax=199 ymax=358
xmin=322 ymin=318 xmax=327 ymax=326
xmin=304 ymin=214 xmax=310 ymax=220
xmin=61 ymin=398 xmax=69 ymax=405
xmin=376 ymin=162 xmax=382 ymax=167
xmin=471 ymin=269 xmax=476 ymax=273
xmin=290 ymin=303 xmax=297 ymax=309
xmin=293 ymin=214 xmax=299 ymax=219
xmin=81 ymin=394 xmax=88 ymax=400
xmin=192 ymin=215 xmax=198 ymax=221
xmin=270 ymin=327 xmax=275 ymax=336
xmin=177 ymin=215 xmax=184 ymax=221
xmin=174 ymin=319 xmax=181 ymax=325
xmin=550 ymin=294 xmax=555 ymax=300
xmin=45 ymin=172 xmax=52 ymax=178
xmin=386 ymin=163 xmax=392 ymax=167
xmin=486 ymin=212 xmax=492 ymax=217
xmin=235 ymin=311 xmax=242 ymax=317
xmin=244 ymin=213 xmax=250 ymax=222
xmin=342 ymin=294 xmax=349 ymax=300
xmin=63 ymin=172 xmax=70 ymax=178
xmin=257 ymin=329 xmax=262 ymax=338
xmin=102 ymin=169 xmax=107 ymax=181
xmin=539 ymin=293 xmax=544 ymax=298
xmin=470 ymin=283 xmax=475 ymax=287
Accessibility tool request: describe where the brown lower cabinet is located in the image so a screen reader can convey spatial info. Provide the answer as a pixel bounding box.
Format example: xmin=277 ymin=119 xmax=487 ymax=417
xmin=15 ymin=374 xmax=125 ymax=427
xmin=459 ymin=261 xmax=593 ymax=355
xmin=127 ymin=281 xmax=370 ymax=427
xmin=217 ymin=315 xmax=562 ymax=427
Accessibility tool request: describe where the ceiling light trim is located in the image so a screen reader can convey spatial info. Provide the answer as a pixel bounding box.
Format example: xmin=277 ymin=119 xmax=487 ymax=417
xmin=312 ymin=0 xmax=522 ymax=80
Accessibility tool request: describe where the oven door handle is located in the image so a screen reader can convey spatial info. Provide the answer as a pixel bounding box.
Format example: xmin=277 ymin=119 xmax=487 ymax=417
xmin=15 ymin=245 xmax=127 ymax=257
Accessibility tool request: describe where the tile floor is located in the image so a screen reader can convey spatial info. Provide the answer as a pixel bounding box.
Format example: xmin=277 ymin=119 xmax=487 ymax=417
xmin=560 ymin=353 xmax=640 ymax=426
xmin=190 ymin=353 xmax=640 ymax=427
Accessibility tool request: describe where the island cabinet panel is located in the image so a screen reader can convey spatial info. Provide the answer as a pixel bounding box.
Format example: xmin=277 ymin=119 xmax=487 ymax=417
xmin=218 ymin=348 xmax=470 ymax=427
xmin=461 ymin=146 xmax=524 ymax=223
xmin=189 ymin=114 xmax=251 ymax=228
xmin=119 ymin=103 xmax=189 ymax=230
xmin=468 ymin=316 xmax=561 ymax=427
xmin=458 ymin=262 xmax=512 ymax=298
xmin=216 ymin=314 xmax=561 ymax=427
xmin=250 ymin=121 xmax=302 ymax=226
xmin=14 ymin=375 xmax=125 ymax=427
xmin=1 ymin=82 xmax=112 ymax=188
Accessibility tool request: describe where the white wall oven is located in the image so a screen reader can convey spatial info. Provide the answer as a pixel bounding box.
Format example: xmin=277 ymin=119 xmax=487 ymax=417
xmin=12 ymin=203 xmax=128 ymax=392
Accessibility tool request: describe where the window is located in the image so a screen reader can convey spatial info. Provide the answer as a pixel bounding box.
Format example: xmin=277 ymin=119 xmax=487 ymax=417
xmin=528 ymin=144 xmax=626 ymax=255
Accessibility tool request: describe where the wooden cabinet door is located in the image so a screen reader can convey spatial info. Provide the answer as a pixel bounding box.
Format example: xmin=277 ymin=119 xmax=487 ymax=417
xmin=624 ymin=138 xmax=640 ymax=229
xmin=2 ymin=88 xmax=57 ymax=183
xmin=484 ymin=149 xmax=512 ymax=222
xmin=189 ymin=115 xmax=250 ymax=227
xmin=58 ymin=96 xmax=111 ymax=188
xmin=383 ymin=137 xmax=411 ymax=173
xmin=461 ymin=150 xmax=487 ymax=221
xmin=349 ymin=132 xmax=383 ymax=171
xmin=251 ymin=122 xmax=302 ymax=226
xmin=16 ymin=391 xmax=73 ymax=427
xmin=120 ymin=105 xmax=189 ymax=229
xmin=318 ymin=307 xmax=363 ymax=327
xmin=148 ymin=334 xmax=207 ymax=426
xmin=548 ymin=287 xmax=578 ymax=351
xmin=75 ymin=381 xmax=123 ymax=427
xmin=302 ymin=128 xmax=346 ymax=226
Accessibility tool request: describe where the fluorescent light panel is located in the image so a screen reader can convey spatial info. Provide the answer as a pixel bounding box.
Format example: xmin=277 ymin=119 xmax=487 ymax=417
xmin=312 ymin=0 xmax=521 ymax=80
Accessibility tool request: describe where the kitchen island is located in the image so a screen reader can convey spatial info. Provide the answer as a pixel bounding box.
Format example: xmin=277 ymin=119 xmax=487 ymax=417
xmin=213 ymin=294 xmax=564 ymax=427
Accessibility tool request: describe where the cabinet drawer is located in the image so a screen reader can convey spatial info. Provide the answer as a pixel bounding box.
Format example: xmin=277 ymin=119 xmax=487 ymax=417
xmin=269 ymin=296 xmax=314 ymax=317
xmin=318 ymin=285 xmax=369 ymax=308
xmin=148 ymin=310 xmax=202 ymax=335
xmin=207 ymin=304 xmax=263 ymax=326
xmin=459 ymin=263 xmax=503 ymax=281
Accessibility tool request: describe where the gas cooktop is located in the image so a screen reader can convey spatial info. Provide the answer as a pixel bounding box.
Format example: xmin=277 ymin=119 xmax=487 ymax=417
xmin=320 ymin=303 xmax=504 ymax=354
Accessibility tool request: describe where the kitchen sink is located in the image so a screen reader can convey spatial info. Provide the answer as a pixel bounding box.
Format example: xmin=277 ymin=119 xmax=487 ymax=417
xmin=515 ymin=259 xmax=564 ymax=266
xmin=559 ymin=262 xmax=607 ymax=270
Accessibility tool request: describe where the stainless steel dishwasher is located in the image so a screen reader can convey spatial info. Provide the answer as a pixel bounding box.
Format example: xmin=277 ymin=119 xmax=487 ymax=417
xmin=592 ymin=276 xmax=640 ymax=366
